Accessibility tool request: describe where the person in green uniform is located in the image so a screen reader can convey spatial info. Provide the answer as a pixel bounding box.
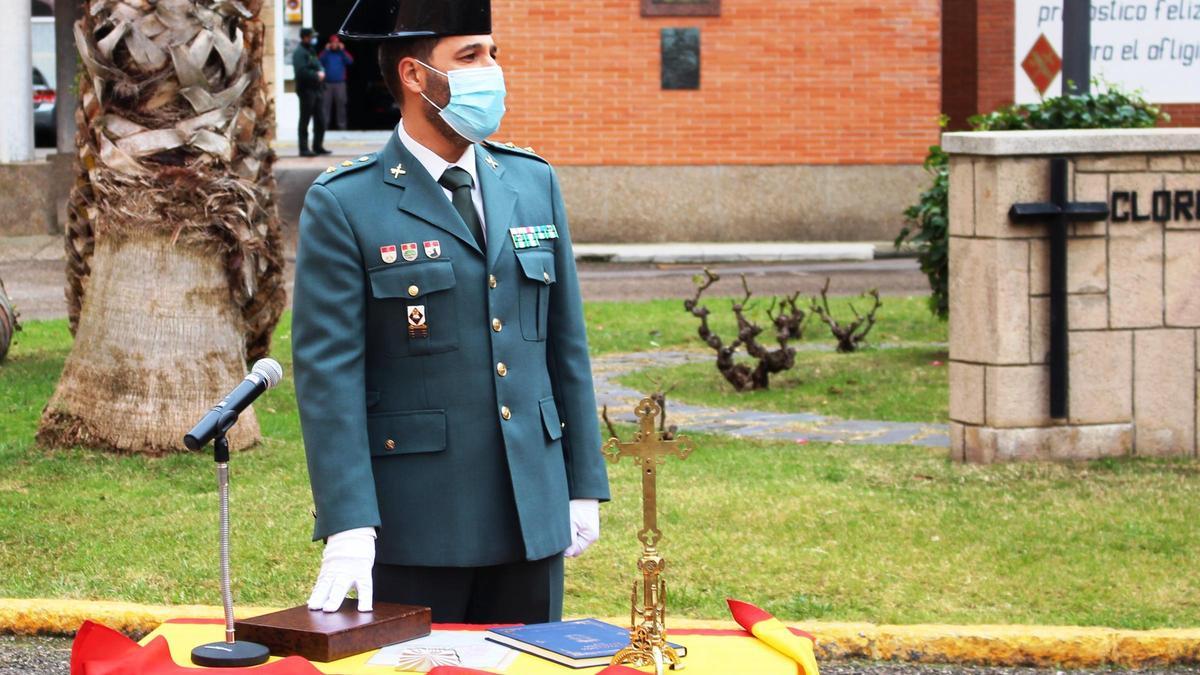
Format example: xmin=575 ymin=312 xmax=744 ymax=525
xmin=292 ymin=27 xmax=330 ymax=157
xmin=292 ymin=0 xmax=610 ymax=623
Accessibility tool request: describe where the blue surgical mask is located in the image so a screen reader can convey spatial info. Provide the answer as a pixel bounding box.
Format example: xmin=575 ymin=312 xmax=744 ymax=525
xmin=417 ymin=61 xmax=507 ymax=143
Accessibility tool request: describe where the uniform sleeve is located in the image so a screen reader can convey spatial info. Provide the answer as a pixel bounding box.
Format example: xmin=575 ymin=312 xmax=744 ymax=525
xmin=292 ymin=184 xmax=382 ymax=541
xmin=546 ymin=165 xmax=611 ymax=502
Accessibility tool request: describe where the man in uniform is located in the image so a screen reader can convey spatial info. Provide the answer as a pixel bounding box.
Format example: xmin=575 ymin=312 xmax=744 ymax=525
xmin=292 ymin=0 xmax=610 ymax=624
xmin=292 ymin=27 xmax=330 ymax=157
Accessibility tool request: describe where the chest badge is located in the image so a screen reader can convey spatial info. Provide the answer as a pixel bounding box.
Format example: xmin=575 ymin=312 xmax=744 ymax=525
xmin=390 ymin=163 xmax=406 ymax=178
xmin=401 ymin=242 xmax=419 ymax=262
xmin=423 ymin=240 xmax=442 ymax=259
xmin=407 ymin=305 xmax=428 ymax=339
xmin=509 ymin=226 xmax=541 ymax=249
xmin=380 ymin=245 xmax=398 ymax=264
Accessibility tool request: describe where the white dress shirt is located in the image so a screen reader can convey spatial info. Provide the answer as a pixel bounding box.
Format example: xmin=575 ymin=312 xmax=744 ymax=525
xmin=396 ymin=120 xmax=487 ymax=238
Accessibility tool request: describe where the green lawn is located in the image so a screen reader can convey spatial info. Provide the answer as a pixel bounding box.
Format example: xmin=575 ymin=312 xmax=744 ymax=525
xmin=3 ymin=310 xmax=1200 ymax=629
xmin=618 ymin=348 xmax=949 ymax=423
xmin=584 ymin=296 xmax=946 ymax=355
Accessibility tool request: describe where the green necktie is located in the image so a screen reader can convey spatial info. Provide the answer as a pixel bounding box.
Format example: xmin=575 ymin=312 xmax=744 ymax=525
xmin=438 ymin=167 xmax=485 ymax=252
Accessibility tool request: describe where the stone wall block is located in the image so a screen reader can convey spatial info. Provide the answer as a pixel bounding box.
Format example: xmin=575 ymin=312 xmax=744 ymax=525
xmin=1180 ymin=154 xmax=1200 ymax=171
xmin=1165 ymin=231 xmax=1200 ymax=327
xmin=1164 ymin=174 xmax=1200 ymax=231
xmin=1031 ymin=297 xmax=1050 ymax=364
xmin=974 ymin=157 xmax=1050 ymax=238
xmin=949 ymin=237 xmax=1031 ymax=364
xmin=948 ymin=157 xmax=975 ymax=236
xmin=950 ymin=362 xmax=985 ymax=425
xmin=962 ymin=424 xmax=995 ymax=464
xmin=1031 ymin=297 xmax=1108 ymax=366
xmin=1148 ymin=156 xmax=1185 ymax=172
xmin=1069 ymin=330 xmax=1132 ymax=425
xmin=966 ymin=425 xmax=1132 ymax=463
xmin=1072 ymin=172 xmax=1109 ymax=237
xmin=1029 ymin=237 xmax=1107 ymax=297
xmin=1134 ymin=330 xmax=1197 ymax=457
xmin=1108 ymin=177 xmax=1165 ymax=327
xmin=950 ymin=422 xmax=967 ymax=462
xmin=985 ymin=365 xmax=1050 ymax=427
xmin=1076 ymin=155 xmax=1149 ymax=173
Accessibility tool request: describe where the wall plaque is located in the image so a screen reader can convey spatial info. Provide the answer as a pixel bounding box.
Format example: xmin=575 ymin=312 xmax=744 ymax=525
xmin=641 ymin=0 xmax=720 ymax=18
xmin=661 ymin=28 xmax=700 ymax=90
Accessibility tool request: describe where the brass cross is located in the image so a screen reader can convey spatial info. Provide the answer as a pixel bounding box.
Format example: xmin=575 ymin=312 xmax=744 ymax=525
xmin=603 ymin=398 xmax=694 ymax=548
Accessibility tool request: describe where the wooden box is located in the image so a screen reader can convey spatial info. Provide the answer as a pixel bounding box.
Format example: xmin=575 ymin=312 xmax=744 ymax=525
xmin=234 ymin=600 xmax=431 ymax=662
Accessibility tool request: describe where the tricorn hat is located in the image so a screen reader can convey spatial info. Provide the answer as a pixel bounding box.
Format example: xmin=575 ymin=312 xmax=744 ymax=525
xmin=338 ymin=0 xmax=492 ymax=40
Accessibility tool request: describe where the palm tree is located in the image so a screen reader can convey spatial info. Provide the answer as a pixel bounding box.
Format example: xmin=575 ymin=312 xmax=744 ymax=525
xmin=40 ymin=0 xmax=285 ymax=454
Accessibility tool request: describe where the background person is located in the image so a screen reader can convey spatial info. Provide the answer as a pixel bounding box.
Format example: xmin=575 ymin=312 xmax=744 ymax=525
xmin=293 ymin=27 xmax=330 ymax=156
xmin=319 ymin=35 xmax=355 ymax=130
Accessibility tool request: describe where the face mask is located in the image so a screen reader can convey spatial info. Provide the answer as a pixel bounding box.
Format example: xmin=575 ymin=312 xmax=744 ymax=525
xmin=417 ymin=61 xmax=507 ymax=144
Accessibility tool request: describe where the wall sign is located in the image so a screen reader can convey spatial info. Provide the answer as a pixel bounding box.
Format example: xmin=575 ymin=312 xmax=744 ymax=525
xmin=661 ymin=28 xmax=700 ymax=90
xmin=1015 ymin=0 xmax=1200 ymax=104
xmin=642 ymin=0 xmax=720 ymax=18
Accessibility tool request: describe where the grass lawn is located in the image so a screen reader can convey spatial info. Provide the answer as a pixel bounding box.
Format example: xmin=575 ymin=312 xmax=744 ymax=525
xmin=617 ymin=348 xmax=949 ymax=423
xmin=3 ymin=309 xmax=1200 ymax=629
xmin=584 ymin=295 xmax=946 ymax=355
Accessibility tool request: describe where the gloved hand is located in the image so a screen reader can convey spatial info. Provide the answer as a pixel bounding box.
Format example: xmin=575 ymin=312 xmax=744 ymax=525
xmin=563 ymin=499 xmax=600 ymax=558
xmin=307 ymin=527 xmax=376 ymax=612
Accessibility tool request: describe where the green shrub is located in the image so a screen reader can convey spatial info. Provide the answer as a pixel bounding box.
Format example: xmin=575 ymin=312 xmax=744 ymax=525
xmin=896 ymin=85 xmax=1168 ymax=320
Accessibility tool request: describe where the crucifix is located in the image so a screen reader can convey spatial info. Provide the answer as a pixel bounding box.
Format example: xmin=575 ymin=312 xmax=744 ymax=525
xmin=603 ymin=397 xmax=694 ymax=673
xmin=1009 ymin=157 xmax=1108 ymax=419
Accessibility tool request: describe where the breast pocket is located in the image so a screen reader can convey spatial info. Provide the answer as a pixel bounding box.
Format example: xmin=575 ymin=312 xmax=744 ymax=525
xmin=367 ymin=260 xmax=459 ymax=357
xmin=515 ymin=250 xmax=556 ymax=342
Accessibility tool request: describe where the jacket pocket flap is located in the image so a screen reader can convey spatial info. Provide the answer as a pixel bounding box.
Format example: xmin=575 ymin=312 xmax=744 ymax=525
xmin=516 ymin=251 xmax=557 ymax=285
xmin=368 ymin=409 xmax=447 ymax=456
xmin=368 ymin=261 xmax=457 ymax=299
xmin=539 ymin=396 xmax=563 ymax=441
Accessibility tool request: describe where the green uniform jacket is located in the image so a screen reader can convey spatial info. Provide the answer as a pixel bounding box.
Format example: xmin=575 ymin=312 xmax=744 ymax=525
xmin=292 ymin=45 xmax=323 ymax=90
xmin=292 ymin=133 xmax=611 ymax=567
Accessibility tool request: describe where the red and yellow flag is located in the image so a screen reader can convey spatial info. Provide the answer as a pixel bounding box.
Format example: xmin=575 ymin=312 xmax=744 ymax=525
xmin=727 ymin=598 xmax=820 ymax=675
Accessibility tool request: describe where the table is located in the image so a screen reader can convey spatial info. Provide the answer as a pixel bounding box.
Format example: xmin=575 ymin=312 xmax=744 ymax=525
xmin=142 ymin=619 xmax=799 ymax=674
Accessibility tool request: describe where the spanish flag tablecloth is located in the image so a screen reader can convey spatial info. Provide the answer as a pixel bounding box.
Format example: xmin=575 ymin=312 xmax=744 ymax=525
xmin=121 ymin=618 xmax=800 ymax=674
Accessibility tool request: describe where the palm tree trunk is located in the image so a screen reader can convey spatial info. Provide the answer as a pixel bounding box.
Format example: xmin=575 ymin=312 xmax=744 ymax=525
xmin=41 ymin=0 xmax=284 ymax=453
xmin=39 ymin=234 xmax=260 ymax=453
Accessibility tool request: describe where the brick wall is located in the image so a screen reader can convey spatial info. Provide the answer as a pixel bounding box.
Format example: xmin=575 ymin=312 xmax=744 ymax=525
xmin=490 ymin=0 xmax=942 ymax=166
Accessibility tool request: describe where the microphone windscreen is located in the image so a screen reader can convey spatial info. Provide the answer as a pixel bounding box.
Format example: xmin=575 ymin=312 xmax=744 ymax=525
xmin=252 ymin=358 xmax=284 ymax=390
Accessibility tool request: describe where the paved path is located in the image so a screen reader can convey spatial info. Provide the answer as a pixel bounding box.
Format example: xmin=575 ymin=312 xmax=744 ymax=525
xmin=5 ymin=636 xmax=1199 ymax=675
xmin=592 ymin=349 xmax=950 ymax=448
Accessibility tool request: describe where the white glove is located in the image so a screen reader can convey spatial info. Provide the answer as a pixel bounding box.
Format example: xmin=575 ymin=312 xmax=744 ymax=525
xmin=307 ymin=527 xmax=376 ymax=612
xmin=563 ymin=499 xmax=600 ymax=558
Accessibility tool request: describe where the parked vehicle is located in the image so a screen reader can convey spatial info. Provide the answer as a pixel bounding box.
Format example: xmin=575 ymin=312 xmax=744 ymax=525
xmin=34 ymin=67 xmax=56 ymax=147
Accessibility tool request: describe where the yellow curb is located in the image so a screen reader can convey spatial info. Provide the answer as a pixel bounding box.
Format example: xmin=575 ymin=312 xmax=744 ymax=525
xmin=5 ymin=599 xmax=1200 ymax=668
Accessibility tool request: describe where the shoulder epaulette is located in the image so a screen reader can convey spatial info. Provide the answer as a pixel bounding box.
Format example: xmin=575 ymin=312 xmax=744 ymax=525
xmin=314 ymin=153 xmax=378 ymax=185
xmin=483 ymin=140 xmax=548 ymax=164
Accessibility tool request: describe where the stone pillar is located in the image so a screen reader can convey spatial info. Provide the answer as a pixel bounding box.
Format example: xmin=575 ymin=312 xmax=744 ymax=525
xmin=0 ymin=0 xmax=35 ymax=162
xmin=54 ymin=0 xmax=79 ymax=152
xmin=944 ymin=129 xmax=1200 ymax=463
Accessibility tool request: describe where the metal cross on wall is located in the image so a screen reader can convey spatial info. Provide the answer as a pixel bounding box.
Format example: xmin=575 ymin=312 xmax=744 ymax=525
xmin=1009 ymin=157 xmax=1109 ymax=419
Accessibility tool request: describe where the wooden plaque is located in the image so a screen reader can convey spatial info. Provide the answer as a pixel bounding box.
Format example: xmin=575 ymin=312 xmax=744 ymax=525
xmin=641 ymin=0 xmax=720 ymax=17
xmin=234 ymin=600 xmax=431 ymax=663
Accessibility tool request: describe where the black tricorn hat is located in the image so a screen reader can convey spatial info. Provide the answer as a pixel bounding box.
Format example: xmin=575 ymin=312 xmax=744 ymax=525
xmin=338 ymin=0 xmax=492 ymax=40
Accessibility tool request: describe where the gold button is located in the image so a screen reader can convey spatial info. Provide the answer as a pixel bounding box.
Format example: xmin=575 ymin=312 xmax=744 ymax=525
xmin=408 ymin=285 xmax=419 ymax=297
xmin=501 ymin=406 xmax=512 ymax=420
xmin=492 ymin=318 xmax=503 ymax=332
xmin=496 ymin=362 xmax=508 ymax=377
xmin=543 ymin=271 xmax=551 ymax=283
xmin=489 ymin=275 xmax=498 ymax=289
xmin=385 ymin=439 xmax=396 ymax=450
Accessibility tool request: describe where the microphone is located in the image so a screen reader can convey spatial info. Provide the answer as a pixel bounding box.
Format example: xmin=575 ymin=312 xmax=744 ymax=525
xmin=184 ymin=358 xmax=284 ymax=451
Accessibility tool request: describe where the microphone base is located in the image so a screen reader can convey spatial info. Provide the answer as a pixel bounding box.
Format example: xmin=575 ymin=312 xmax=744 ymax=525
xmin=191 ymin=640 xmax=271 ymax=667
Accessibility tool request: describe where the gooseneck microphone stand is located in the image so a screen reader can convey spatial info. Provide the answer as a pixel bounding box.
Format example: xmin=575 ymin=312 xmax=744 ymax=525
xmin=190 ymin=410 xmax=270 ymax=668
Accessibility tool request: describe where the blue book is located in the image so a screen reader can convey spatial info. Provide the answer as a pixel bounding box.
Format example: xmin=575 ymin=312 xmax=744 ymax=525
xmin=485 ymin=619 xmax=687 ymax=669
